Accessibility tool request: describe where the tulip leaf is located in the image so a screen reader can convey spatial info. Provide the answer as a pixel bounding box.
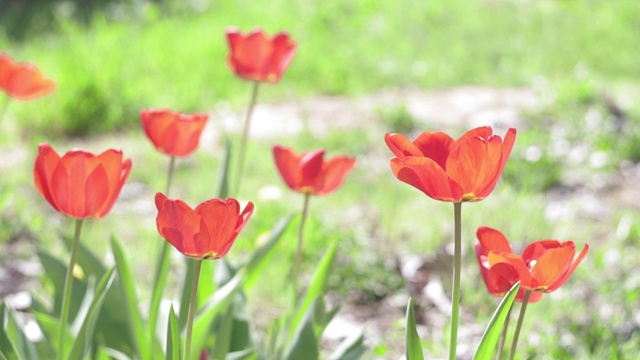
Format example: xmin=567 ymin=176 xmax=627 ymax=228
xmin=67 ymin=268 xmax=115 ymax=360
xmin=244 ymin=213 xmax=295 ymax=290
xmin=405 ymin=297 xmax=424 ymax=360
xmin=0 ymin=304 xmax=21 ymax=360
xmin=282 ymin=297 xmax=320 ymax=360
xmin=211 ymin=302 xmax=235 ymax=359
xmin=328 ymin=329 xmax=366 ymax=360
xmin=166 ymin=306 xmax=180 ymax=360
xmin=0 ymin=351 xmax=10 ymax=360
xmin=0 ymin=303 xmax=39 ymax=360
xmin=110 ymin=236 xmax=146 ymax=359
xmin=36 ymin=248 xmax=87 ymax=321
xmin=289 ymin=240 xmax=338 ymax=340
xmin=60 ymin=231 xmax=106 ymax=280
xmin=178 ymin=259 xmax=197 ymax=330
xmin=215 ymin=137 xmax=232 ymax=199
xmin=190 ymin=272 xmax=243 ymax=360
xmin=226 ymin=348 xmax=254 ymax=360
xmin=197 ymin=260 xmax=217 ymax=307
xmin=473 ymin=282 xmax=521 ymax=360
xmin=32 ymin=311 xmax=61 ymax=353
xmin=148 ymin=241 xmax=172 ymax=342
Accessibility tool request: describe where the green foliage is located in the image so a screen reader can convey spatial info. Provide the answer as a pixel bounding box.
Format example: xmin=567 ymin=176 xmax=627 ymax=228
xmin=379 ymin=104 xmax=417 ymax=134
xmin=473 ymin=282 xmax=520 ymax=360
xmin=405 ymin=298 xmax=424 ymax=360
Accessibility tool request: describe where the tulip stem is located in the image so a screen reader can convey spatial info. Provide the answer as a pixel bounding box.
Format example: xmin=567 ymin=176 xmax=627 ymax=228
xmin=235 ymin=81 xmax=260 ymax=194
xmin=292 ymin=193 xmax=311 ymax=304
xmin=508 ymin=290 xmax=532 ymax=360
xmin=147 ymin=156 xmax=176 ymax=341
xmin=497 ymin=304 xmax=512 ymax=360
xmin=57 ymin=219 xmax=84 ymax=360
xmin=184 ymin=259 xmax=202 ymax=360
xmin=449 ymin=202 xmax=462 ymax=360
xmin=0 ymin=96 xmax=9 ymax=124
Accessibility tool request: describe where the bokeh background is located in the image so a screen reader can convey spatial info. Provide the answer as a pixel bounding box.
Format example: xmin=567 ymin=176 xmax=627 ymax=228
xmin=1 ymin=0 xmax=639 ymax=358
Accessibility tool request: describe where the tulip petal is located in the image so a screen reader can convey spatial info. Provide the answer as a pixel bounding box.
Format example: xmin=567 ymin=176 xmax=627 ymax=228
xmin=521 ymin=240 xmax=564 ymax=262
xmin=488 ymin=252 xmax=537 ymax=289
xmin=300 ymin=150 xmax=325 ymax=185
xmin=446 ymin=135 xmax=502 ymax=200
xmin=314 ymin=155 xmax=356 ymax=195
xmin=269 ymin=33 xmax=297 ymax=82
xmin=0 ymin=53 xmax=55 ymax=100
xmin=384 ymin=133 xmax=423 ymax=158
xmin=195 ymin=199 xmax=241 ymax=258
xmin=531 ymin=246 xmax=575 ymax=291
xmin=34 ymin=143 xmax=61 ymax=212
xmin=475 ymin=244 xmax=514 ymax=297
xmin=476 ymin=226 xmax=512 ymax=253
xmin=412 ymin=131 xmax=454 ymax=169
xmin=155 ymin=193 xmax=200 ymax=256
xmin=546 ymin=243 xmax=589 ymax=292
xmin=390 ymin=157 xmax=463 ymax=201
xmin=476 ymin=128 xmax=517 ymax=198
xmin=273 ymin=145 xmax=304 ymax=191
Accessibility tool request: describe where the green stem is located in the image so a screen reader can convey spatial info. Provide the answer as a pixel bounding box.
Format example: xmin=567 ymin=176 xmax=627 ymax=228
xmin=448 ymin=202 xmax=462 ymax=360
xmin=184 ymin=260 xmax=202 ymax=360
xmin=497 ymin=303 xmax=512 ymax=360
xmin=0 ymin=96 xmax=10 ymax=123
xmin=508 ymin=290 xmax=532 ymax=360
xmin=147 ymin=156 xmax=176 ymax=340
xmin=291 ymin=193 xmax=311 ymax=305
xmin=235 ymin=81 xmax=260 ymax=194
xmin=57 ymin=219 xmax=84 ymax=360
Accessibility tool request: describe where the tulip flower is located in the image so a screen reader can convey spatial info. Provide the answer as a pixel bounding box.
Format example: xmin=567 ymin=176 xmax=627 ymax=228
xmin=34 ymin=143 xmax=132 ymax=220
xmin=385 ymin=126 xmax=516 ymax=202
xmin=225 ymin=27 xmax=297 ymax=83
xmin=0 ymin=52 xmax=56 ymax=101
xmin=272 ymin=145 xmax=356 ymax=196
xmin=140 ymin=109 xmax=208 ymax=158
xmin=155 ymin=192 xmax=254 ymax=260
xmin=476 ymin=226 xmax=588 ymax=296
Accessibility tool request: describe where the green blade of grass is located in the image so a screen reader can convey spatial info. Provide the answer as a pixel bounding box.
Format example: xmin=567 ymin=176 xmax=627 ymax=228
xmin=405 ymin=297 xmax=424 ymax=360
xmin=166 ymin=306 xmax=180 ymax=360
xmin=473 ymin=282 xmax=521 ymax=360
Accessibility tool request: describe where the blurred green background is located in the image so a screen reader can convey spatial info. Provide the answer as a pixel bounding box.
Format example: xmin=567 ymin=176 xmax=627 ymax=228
xmin=1 ymin=0 xmax=639 ymax=358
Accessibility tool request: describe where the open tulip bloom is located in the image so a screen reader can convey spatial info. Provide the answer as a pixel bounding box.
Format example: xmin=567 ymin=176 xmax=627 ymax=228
xmin=155 ymin=192 xmax=254 ymax=260
xmin=272 ymin=145 xmax=356 ymax=196
xmin=140 ymin=108 xmax=208 ymax=158
xmin=225 ymin=27 xmax=297 ymax=83
xmin=0 ymin=52 xmax=56 ymax=101
xmin=385 ymin=126 xmax=516 ymax=202
xmin=34 ymin=143 xmax=132 ymax=220
xmin=476 ymin=226 xmax=589 ymax=296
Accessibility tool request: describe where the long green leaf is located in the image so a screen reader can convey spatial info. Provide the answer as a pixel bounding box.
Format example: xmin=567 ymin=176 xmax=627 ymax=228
xmin=211 ymin=303 xmax=235 ymax=360
xmin=243 ymin=213 xmax=295 ymax=290
xmin=36 ymin=249 xmax=87 ymax=321
xmin=60 ymin=231 xmax=106 ymax=280
xmin=111 ymin=236 xmax=146 ymax=358
xmin=473 ymin=282 xmax=521 ymax=360
xmin=226 ymin=348 xmax=254 ymax=360
xmin=289 ymin=240 xmax=338 ymax=340
xmin=166 ymin=306 xmax=181 ymax=360
xmin=67 ymin=268 xmax=115 ymax=360
xmin=282 ymin=297 xmax=320 ymax=360
xmin=3 ymin=304 xmax=38 ymax=360
xmin=328 ymin=329 xmax=365 ymax=360
xmin=406 ymin=298 xmax=424 ymax=360
xmin=0 ymin=304 xmax=21 ymax=360
xmin=190 ymin=272 xmax=244 ymax=360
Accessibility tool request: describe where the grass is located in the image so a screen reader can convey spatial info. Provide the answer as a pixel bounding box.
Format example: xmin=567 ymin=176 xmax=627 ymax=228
xmin=1 ymin=0 xmax=640 ymax=358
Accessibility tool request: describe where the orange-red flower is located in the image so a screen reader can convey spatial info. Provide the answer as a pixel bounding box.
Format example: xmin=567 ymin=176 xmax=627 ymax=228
xmin=273 ymin=145 xmax=356 ymax=196
xmin=385 ymin=126 xmax=516 ymax=202
xmin=140 ymin=109 xmax=208 ymax=157
xmin=155 ymin=193 xmax=254 ymax=260
xmin=226 ymin=27 xmax=297 ymax=83
xmin=34 ymin=144 xmax=132 ymax=219
xmin=0 ymin=53 xmax=56 ymax=100
xmin=475 ymin=226 xmax=589 ymax=302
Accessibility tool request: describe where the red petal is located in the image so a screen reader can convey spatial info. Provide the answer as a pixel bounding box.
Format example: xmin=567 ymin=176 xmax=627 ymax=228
xmin=267 ymin=32 xmax=297 ymax=82
xmin=155 ymin=193 xmax=200 ymax=256
xmin=446 ymin=135 xmax=502 ymax=201
xmin=474 ymin=244 xmax=514 ymax=297
xmin=476 ymin=226 xmax=512 ymax=253
xmin=453 ymin=126 xmax=493 ymax=148
xmin=488 ymin=252 xmax=537 ymax=290
xmin=546 ymin=243 xmax=589 ymax=292
xmin=531 ymin=246 xmax=575 ymax=290
xmin=273 ymin=145 xmax=303 ymax=192
xmin=412 ymin=131 xmax=454 ymax=169
xmin=314 ymin=155 xmax=356 ymax=195
xmin=390 ymin=157 xmax=463 ymax=202
xmin=476 ymin=128 xmax=517 ymax=198
xmin=521 ymin=240 xmax=563 ymax=262
xmin=34 ymin=143 xmax=61 ymax=213
xmin=384 ymin=133 xmax=423 ymax=158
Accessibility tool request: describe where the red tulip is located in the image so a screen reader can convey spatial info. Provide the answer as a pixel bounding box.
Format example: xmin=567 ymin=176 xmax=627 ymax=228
xmin=34 ymin=144 xmax=132 ymax=219
xmin=385 ymin=126 xmax=516 ymax=202
xmin=273 ymin=145 xmax=356 ymax=196
xmin=0 ymin=53 xmax=56 ymax=100
xmin=155 ymin=192 xmax=254 ymax=260
xmin=140 ymin=109 xmax=208 ymax=157
xmin=226 ymin=27 xmax=297 ymax=83
xmin=475 ymin=226 xmax=588 ymax=300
